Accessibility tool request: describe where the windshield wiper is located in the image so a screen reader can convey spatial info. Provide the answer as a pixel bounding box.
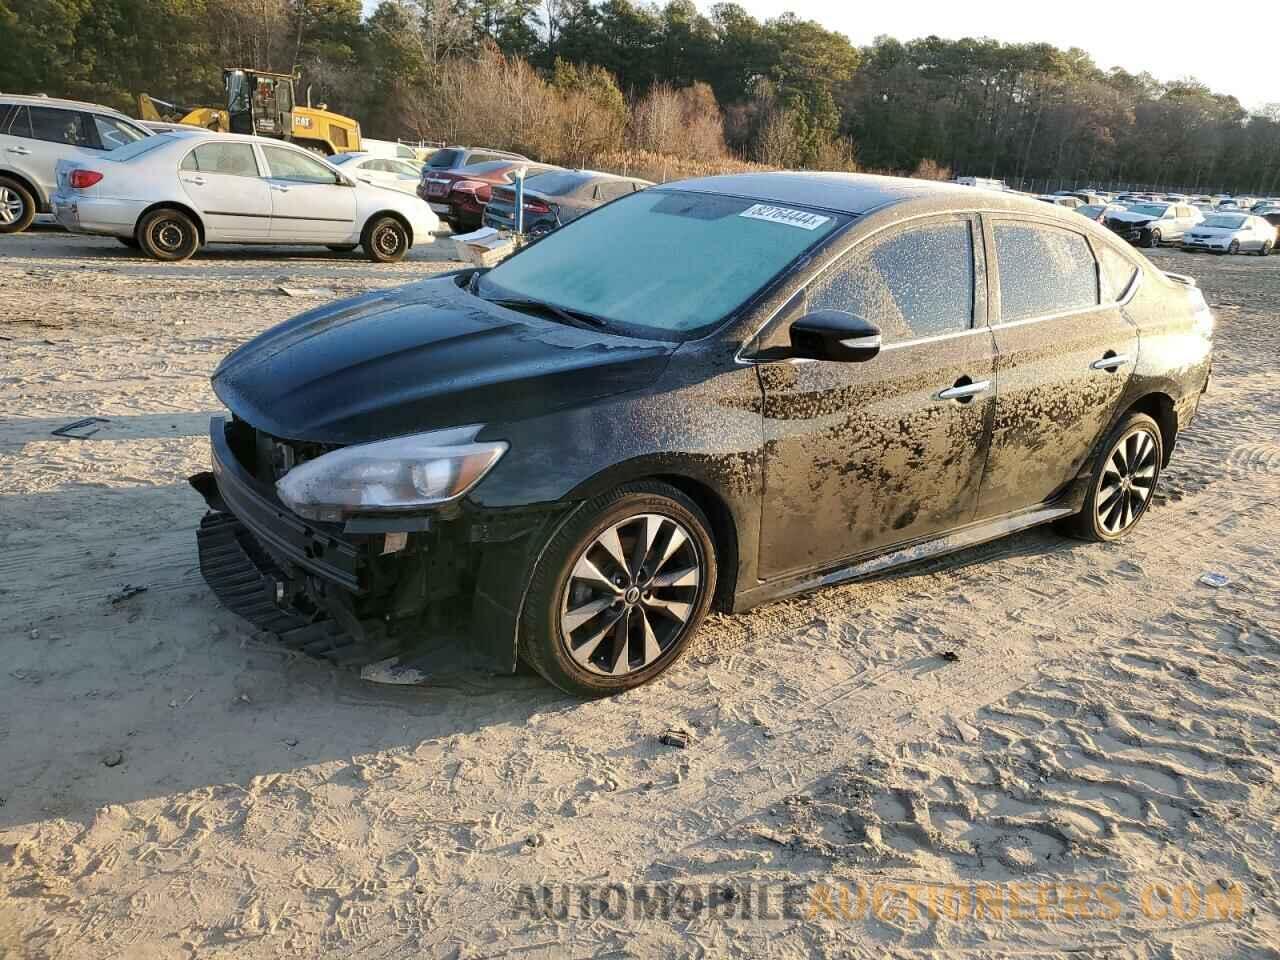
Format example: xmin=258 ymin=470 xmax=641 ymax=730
xmin=484 ymin=296 xmax=609 ymax=329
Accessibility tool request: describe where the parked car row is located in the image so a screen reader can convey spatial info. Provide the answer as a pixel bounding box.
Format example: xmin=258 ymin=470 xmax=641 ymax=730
xmin=1044 ymin=189 xmax=1280 ymax=256
xmin=0 ymin=92 xmax=448 ymax=260
xmin=417 ymin=146 xmax=652 ymax=236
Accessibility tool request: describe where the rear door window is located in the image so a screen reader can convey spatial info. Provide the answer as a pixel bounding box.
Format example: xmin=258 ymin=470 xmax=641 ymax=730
xmin=994 ymin=222 xmax=1099 ymax=323
xmin=181 ymin=142 xmax=261 ymax=177
xmin=808 ymin=218 xmax=975 ymax=343
xmin=27 ymin=106 xmax=94 ymax=146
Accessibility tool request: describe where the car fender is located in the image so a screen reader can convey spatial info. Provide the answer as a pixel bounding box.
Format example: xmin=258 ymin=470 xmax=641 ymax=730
xmin=0 ymin=164 xmax=46 ymax=209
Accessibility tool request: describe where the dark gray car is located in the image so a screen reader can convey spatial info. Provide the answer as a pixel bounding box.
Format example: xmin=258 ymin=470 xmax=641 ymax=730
xmin=483 ymin=170 xmax=652 ymax=236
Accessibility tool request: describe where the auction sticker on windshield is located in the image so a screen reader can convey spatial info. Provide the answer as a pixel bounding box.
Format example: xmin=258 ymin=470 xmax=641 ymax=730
xmin=740 ymin=204 xmax=832 ymax=230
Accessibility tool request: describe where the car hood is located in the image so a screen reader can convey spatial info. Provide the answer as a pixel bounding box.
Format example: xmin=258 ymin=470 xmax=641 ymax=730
xmin=211 ymin=275 xmax=676 ymax=444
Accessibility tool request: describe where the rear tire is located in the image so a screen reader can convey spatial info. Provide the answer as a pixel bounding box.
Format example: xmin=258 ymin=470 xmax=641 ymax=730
xmin=362 ymin=215 xmax=409 ymax=263
xmin=137 ymin=208 xmax=200 ymax=261
xmin=519 ymin=481 xmax=718 ymax=697
xmin=1058 ymin=412 xmax=1163 ymax=543
xmin=1259 ymin=240 xmax=1273 ymax=256
xmin=0 ymin=177 xmax=36 ymax=234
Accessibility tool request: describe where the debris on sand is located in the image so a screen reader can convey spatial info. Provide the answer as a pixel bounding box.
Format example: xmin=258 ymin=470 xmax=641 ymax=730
xmin=277 ymin=285 xmax=335 ymax=298
xmin=108 ymin=584 xmax=147 ymax=605
xmin=1198 ymin=571 xmax=1230 ymax=587
xmin=659 ymin=728 xmax=692 ymax=749
xmin=51 ymin=416 xmax=110 ymax=439
xmin=102 ymin=751 xmax=124 ymax=768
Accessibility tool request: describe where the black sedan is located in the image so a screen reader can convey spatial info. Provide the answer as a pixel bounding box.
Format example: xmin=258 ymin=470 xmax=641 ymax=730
xmin=482 ymin=169 xmax=651 ymax=237
xmin=192 ymin=173 xmax=1215 ymax=696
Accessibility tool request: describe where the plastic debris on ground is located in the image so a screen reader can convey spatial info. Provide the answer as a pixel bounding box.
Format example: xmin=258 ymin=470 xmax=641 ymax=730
xmin=1198 ymin=571 xmax=1230 ymax=588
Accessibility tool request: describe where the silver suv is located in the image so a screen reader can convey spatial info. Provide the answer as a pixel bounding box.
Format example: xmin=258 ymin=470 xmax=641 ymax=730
xmin=0 ymin=94 xmax=151 ymax=233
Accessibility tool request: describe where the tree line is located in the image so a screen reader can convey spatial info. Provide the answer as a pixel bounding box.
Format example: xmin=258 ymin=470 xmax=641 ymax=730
xmin=4 ymin=0 xmax=1278 ymax=193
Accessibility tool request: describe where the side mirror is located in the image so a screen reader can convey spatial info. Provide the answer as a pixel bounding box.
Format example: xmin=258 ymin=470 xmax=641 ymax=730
xmin=788 ymin=310 xmax=882 ymax=363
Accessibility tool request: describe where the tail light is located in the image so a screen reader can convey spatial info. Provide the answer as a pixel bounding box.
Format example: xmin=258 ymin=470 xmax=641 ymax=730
xmin=523 ymin=198 xmax=551 ymax=214
xmin=450 ymin=180 xmax=487 ymax=196
xmin=69 ymin=169 xmax=103 ymax=189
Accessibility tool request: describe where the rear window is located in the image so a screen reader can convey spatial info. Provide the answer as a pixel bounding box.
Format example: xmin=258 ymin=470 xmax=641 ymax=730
xmin=524 ymin=171 xmax=591 ymax=196
xmin=1203 ymin=215 xmax=1246 ymax=229
xmin=995 ymin=222 xmax=1099 ymax=322
xmin=427 ymin=148 xmax=464 ymax=169
xmin=459 ymin=160 xmax=514 ymax=175
xmin=107 ymin=133 xmax=174 ymax=162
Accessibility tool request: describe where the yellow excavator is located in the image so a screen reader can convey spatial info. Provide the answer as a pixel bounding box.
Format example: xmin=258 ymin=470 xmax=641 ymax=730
xmin=138 ymin=68 xmax=362 ymax=155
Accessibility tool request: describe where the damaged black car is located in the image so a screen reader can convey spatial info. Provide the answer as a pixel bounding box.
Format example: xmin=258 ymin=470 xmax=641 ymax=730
xmin=191 ymin=172 xmax=1215 ymax=696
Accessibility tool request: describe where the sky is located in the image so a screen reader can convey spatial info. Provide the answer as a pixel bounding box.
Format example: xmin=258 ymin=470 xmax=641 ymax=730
xmin=727 ymin=0 xmax=1276 ymax=111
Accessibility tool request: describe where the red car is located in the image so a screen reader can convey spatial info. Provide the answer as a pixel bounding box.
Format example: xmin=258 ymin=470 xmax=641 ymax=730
xmin=418 ymin=160 xmax=559 ymax=231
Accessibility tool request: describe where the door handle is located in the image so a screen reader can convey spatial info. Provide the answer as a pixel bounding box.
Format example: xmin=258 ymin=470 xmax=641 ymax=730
xmin=938 ymin=378 xmax=991 ymax=402
xmin=183 ymin=176 xmax=207 ymax=186
xmin=1090 ymin=353 xmax=1131 ymax=371
xmin=271 ymin=185 xmax=290 ymax=193
xmin=7 ymin=146 xmax=31 ymax=155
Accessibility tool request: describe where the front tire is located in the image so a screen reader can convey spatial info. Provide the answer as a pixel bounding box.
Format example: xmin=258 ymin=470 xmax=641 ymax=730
xmin=1228 ymin=240 xmax=1240 ymax=255
xmin=362 ymin=215 xmax=409 ymax=263
xmin=137 ymin=208 xmax=200 ymax=261
xmin=0 ymin=177 xmax=36 ymax=234
xmin=1145 ymin=228 xmax=1162 ymax=248
xmin=519 ymin=482 xmax=718 ymax=697
xmin=1060 ymin=412 xmax=1163 ymax=543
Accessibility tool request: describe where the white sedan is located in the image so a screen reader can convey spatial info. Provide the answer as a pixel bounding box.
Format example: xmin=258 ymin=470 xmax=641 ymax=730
xmin=50 ymin=131 xmax=438 ymax=262
xmin=329 ymin=152 xmax=423 ymax=196
xmin=1181 ymin=213 xmax=1276 ymax=255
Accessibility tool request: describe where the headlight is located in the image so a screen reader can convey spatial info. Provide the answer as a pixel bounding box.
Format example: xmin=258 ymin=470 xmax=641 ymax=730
xmin=275 ymin=425 xmax=507 ymax=522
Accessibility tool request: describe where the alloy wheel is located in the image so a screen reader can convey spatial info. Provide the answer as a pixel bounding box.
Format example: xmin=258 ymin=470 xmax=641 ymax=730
xmin=1096 ymin=427 xmax=1158 ymax=536
xmin=0 ymin=188 xmax=22 ymax=225
xmin=1228 ymin=240 xmax=1240 ymax=255
xmin=559 ymin=513 xmax=702 ymax=677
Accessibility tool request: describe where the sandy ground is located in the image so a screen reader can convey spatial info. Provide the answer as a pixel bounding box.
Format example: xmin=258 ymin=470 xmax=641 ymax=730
xmin=0 ymin=230 xmax=1277 ymax=960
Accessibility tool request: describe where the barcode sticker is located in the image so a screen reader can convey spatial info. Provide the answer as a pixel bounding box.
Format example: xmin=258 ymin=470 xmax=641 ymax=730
xmin=739 ymin=204 xmax=831 ymax=230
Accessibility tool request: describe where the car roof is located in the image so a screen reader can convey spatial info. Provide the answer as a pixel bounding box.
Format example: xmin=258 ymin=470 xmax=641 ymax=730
xmin=664 ymin=171 xmax=1063 ymax=217
xmin=0 ymin=92 xmax=137 ymax=119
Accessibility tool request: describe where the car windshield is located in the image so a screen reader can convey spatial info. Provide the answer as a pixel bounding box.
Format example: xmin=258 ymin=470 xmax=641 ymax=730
xmin=476 ymin=189 xmax=847 ymax=340
xmin=1203 ymin=215 xmax=1246 ymax=229
xmin=427 ymin=148 xmax=464 ymax=169
xmin=1130 ymin=204 xmax=1169 ymax=217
